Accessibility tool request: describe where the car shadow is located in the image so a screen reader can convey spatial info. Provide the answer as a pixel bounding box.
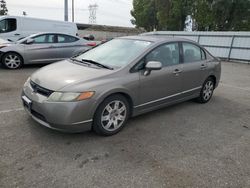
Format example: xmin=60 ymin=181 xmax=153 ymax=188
xmin=0 ymin=63 xmax=48 ymax=70
xmin=28 ymin=99 xmax=196 ymax=140
xmin=22 ymin=64 xmax=47 ymax=69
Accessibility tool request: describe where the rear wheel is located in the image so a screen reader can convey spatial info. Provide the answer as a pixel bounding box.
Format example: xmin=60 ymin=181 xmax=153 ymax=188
xmin=93 ymin=95 xmax=130 ymax=136
xmin=196 ymin=77 xmax=215 ymax=103
xmin=2 ymin=52 xmax=23 ymax=69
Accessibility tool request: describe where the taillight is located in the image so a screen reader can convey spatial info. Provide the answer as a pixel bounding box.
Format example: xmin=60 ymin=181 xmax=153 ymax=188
xmin=86 ymin=42 xmax=96 ymax=47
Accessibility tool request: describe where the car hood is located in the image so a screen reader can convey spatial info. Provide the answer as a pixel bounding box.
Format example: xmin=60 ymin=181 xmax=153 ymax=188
xmin=30 ymin=60 xmax=113 ymax=91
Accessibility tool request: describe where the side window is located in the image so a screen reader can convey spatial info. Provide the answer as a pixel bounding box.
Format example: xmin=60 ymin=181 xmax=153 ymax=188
xmin=145 ymin=43 xmax=180 ymax=67
xmin=58 ymin=35 xmax=78 ymax=43
xmin=183 ymin=43 xmax=203 ymax=63
xmin=33 ymin=35 xmax=46 ymax=43
xmin=47 ymin=35 xmax=55 ymax=43
xmin=33 ymin=34 xmax=55 ymax=44
xmin=0 ymin=19 xmax=17 ymax=33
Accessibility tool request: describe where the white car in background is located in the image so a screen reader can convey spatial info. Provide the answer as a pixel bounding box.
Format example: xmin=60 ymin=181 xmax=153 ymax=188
xmin=0 ymin=16 xmax=78 ymax=42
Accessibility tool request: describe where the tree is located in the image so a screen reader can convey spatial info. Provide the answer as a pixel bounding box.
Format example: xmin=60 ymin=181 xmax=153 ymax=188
xmin=229 ymin=0 xmax=250 ymax=31
xmin=211 ymin=0 xmax=250 ymax=31
xmin=193 ymin=0 xmax=214 ymax=31
xmin=131 ymin=0 xmax=250 ymax=31
xmin=164 ymin=0 xmax=193 ymax=31
xmin=155 ymin=0 xmax=171 ymax=30
xmin=131 ymin=0 xmax=193 ymax=31
xmin=210 ymin=0 xmax=235 ymax=31
xmin=0 ymin=0 xmax=8 ymax=15
xmin=131 ymin=0 xmax=158 ymax=31
xmin=193 ymin=0 xmax=250 ymax=31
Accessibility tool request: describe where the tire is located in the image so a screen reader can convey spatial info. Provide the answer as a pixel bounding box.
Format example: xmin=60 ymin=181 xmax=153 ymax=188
xmin=93 ymin=95 xmax=130 ymax=136
xmin=1 ymin=52 xmax=23 ymax=69
xmin=196 ymin=77 xmax=215 ymax=103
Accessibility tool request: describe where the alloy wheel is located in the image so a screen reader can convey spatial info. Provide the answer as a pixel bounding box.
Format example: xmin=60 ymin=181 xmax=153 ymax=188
xmin=101 ymin=100 xmax=127 ymax=132
xmin=203 ymin=80 xmax=214 ymax=101
xmin=4 ymin=54 xmax=22 ymax=69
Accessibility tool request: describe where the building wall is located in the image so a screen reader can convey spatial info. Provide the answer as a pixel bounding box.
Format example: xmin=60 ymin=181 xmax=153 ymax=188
xmin=77 ymin=23 xmax=144 ymax=40
xmin=78 ymin=30 xmax=140 ymax=40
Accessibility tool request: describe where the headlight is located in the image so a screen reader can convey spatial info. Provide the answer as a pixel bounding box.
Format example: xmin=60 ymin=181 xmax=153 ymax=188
xmin=24 ymin=77 xmax=31 ymax=87
xmin=47 ymin=91 xmax=95 ymax=102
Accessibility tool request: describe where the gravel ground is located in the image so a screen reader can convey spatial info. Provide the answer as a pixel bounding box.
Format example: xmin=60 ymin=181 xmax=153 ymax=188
xmin=0 ymin=62 xmax=250 ymax=188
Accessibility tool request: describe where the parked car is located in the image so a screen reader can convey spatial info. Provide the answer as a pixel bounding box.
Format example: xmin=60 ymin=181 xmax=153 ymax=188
xmin=21 ymin=36 xmax=221 ymax=136
xmin=0 ymin=32 xmax=92 ymax=69
xmin=0 ymin=16 xmax=78 ymax=42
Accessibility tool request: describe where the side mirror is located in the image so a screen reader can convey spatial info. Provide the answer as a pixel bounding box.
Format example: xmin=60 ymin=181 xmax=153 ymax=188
xmin=83 ymin=34 xmax=95 ymax=41
xmin=26 ymin=38 xmax=34 ymax=44
xmin=144 ymin=61 xmax=162 ymax=76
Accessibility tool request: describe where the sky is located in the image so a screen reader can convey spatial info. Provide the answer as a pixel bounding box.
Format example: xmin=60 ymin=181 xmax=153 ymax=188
xmin=6 ymin=0 xmax=134 ymax=27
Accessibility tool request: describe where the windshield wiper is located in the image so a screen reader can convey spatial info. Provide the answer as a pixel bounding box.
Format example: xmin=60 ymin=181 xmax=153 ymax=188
xmin=81 ymin=59 xmax=113 ymax=70
xmin=70 ymin=58 xmax=90 ymax=66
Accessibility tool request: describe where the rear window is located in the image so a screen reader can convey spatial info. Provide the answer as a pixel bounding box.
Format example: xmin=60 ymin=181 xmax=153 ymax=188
xmin=183 ymin=42 xmax=203 ymax=63
xmin=0 ymin=18 xmax=17 ymax=33
xmin=57 ymin=35 xmax=79 ymax=43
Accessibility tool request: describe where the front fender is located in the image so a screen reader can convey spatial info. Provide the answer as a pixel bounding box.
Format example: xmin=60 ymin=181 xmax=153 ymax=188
xmin=90 ymin=87 xmax=134 ymax=117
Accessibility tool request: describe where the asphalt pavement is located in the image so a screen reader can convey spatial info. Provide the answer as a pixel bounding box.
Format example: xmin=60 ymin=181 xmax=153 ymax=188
xmin=0 ymin=62 xmax=250 ymax=188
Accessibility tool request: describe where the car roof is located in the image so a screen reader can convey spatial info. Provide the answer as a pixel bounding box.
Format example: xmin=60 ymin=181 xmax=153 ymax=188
xmin=120 ymin=35 xmax=195 ymax=44
xmin=17 ymin=32 xmax=81 ymax=43
xmin=30 ymin=32 xmax=77 ymax=36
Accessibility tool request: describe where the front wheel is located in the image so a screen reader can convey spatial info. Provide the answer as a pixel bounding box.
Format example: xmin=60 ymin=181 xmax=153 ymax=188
xmin=196 ymin=78 xmax=215 ymax=103
xmin=93 ymin=95 xmax=130 ymax=136
xmin=1 ymin=52 xmax=23 ymax=69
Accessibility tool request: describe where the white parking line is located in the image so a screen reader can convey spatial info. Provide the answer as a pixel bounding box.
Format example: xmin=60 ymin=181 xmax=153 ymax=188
xmin=0 ymin=108 xmax=24 ymax=114
xmin=220 ymin=83 xmax=250 ymax=92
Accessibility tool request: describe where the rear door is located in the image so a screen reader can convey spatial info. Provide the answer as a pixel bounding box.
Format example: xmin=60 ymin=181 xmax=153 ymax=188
xmin=180 ymin=42 xmax=210 ymax=96
xmin=24 ymin=34 xmax=59 ymax=64
xmin=136 ymin=42 xmax=183 ymax=110
xmin=54 ymin=34 xmax=84 ymax=59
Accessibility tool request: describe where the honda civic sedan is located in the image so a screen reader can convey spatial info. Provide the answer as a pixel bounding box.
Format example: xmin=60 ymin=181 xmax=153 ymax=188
xmin=22 ymin=36 xmax=221 ymax=136
xmin=0 ymin=32 xmax=92 ymax=69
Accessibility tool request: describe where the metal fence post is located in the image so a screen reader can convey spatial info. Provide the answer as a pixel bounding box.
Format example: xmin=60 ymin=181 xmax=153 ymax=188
xmin=197 ymin=35 xmax=201 ymax=43
xmin=228 ymin=35 xmax=235 ymax=61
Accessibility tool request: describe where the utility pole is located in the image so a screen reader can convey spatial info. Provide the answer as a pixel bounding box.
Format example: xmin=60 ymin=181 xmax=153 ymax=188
xmin=72 ymin=0 xmax=74 ymax=22
xmin=153 ymin=0 xmax=157 ymax=31
xmin=88 ymin=4 xmax=98 ymax=24
xmin=64 ymin=0 xmax=68 ymax=21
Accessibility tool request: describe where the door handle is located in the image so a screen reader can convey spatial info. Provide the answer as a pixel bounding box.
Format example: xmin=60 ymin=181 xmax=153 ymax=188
xmin=173 ymin=69 xmax=182 ymax=75
xmin=14 ymin=33 xmax=20 ymax=36
xmin=201 ymin=64 xmax=207 ymax=70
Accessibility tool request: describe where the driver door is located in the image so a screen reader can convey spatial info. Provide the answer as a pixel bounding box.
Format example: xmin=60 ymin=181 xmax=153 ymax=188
xmin=136 ymin=42 xmax=183 ymax=110
xmin=24 ymin=34 xmax=59 ymax=64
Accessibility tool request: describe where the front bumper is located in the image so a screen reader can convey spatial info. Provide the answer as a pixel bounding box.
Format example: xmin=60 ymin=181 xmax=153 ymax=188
xmin=21 ymin=83 xmax=95 ymax=133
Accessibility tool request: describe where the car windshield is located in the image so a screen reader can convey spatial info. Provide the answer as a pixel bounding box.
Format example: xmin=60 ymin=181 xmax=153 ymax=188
xmin=75 ymin=39 xmax=152 ymax=68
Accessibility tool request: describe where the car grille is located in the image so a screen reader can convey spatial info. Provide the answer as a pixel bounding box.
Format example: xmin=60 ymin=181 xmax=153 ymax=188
xmin=30 ymin=81 xmax=54 ymax=97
